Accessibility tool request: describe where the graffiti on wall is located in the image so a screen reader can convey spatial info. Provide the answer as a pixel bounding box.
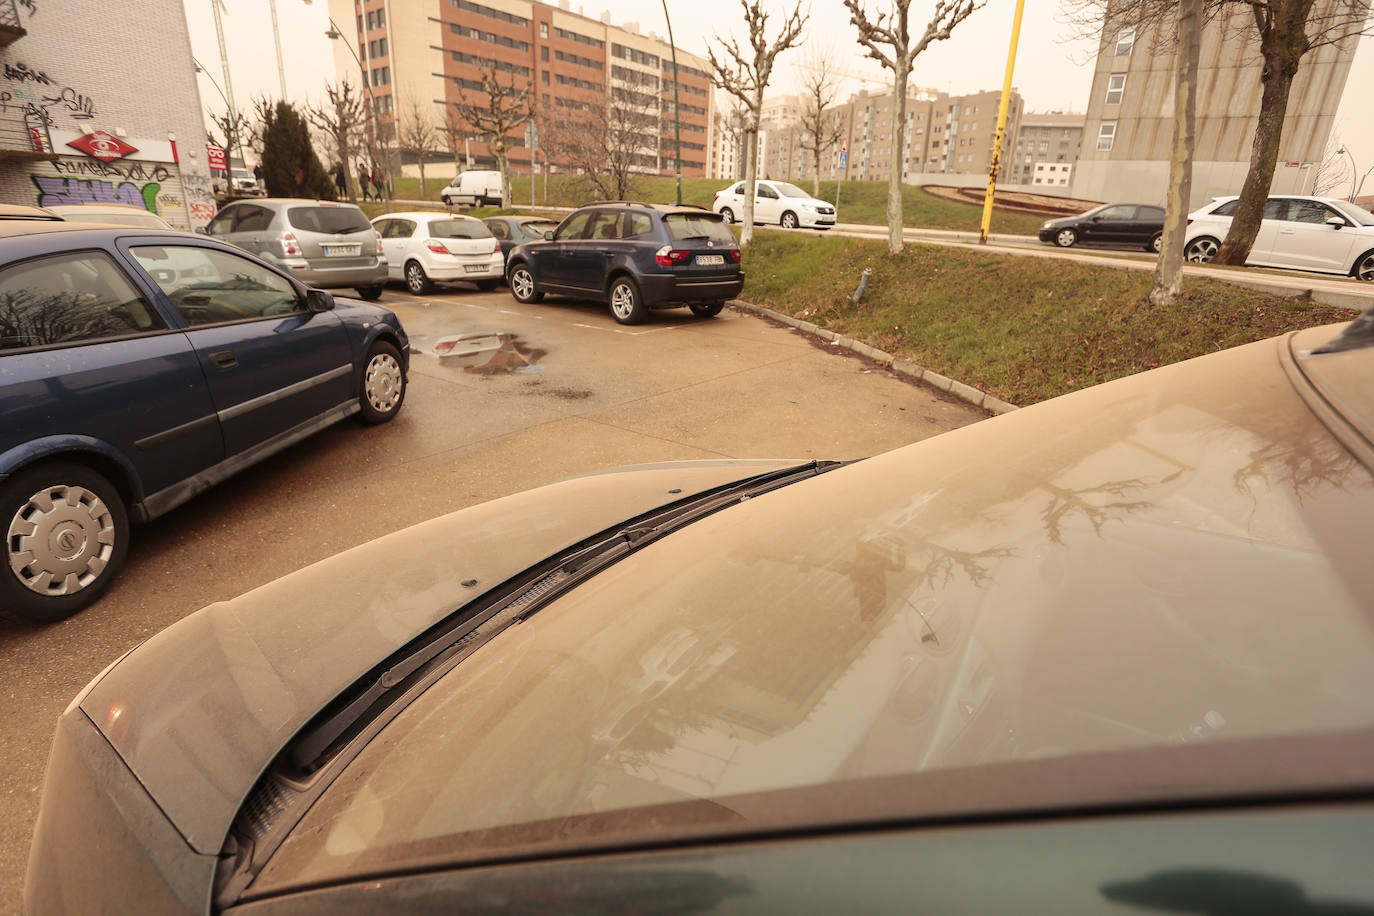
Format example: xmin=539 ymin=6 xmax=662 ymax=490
xmin=181 ymin=172 xmax=218 ymax=224
xmin=50 ymin=158 xmax=169 ymax=183
xmin=4 ymin=63 xmax=52 ymax=85
xmin=32 ymin=175 xmax=161 ymax=211
xmin=0 ymin=66 xmax=97 ymax=125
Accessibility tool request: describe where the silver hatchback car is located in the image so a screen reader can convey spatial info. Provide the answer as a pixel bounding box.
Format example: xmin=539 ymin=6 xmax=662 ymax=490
xmin=205 ymin=199 xmax=388 ymax=300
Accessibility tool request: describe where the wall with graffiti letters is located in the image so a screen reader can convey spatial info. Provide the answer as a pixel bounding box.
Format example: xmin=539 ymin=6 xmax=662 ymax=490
xmin=0 ymin=0 xmax=217 ymax=228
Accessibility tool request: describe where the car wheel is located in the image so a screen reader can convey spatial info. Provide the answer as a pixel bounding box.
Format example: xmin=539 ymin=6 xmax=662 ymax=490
xmin=781 ymin=211 xmax=799 ymax=229
xmin=405 ymin=260 xmax=434 ymax=295
xmin=1354 ymin=250 xmax=1374 ymax=282
xmin=509 ymin=264 xmax=543 ymax=303
xmin=358 ymin=341 xmax=406 ymax=425
xmin=1055 ymin=228 xmax=1077 ymax=248
xmin=475 ymin=279 xmax=499 ymax=291
xmin=719 ymin=207 xmax=735 ymax=224
xmin=0 ymin=461 xmax=129 ymax=624
xmin=1185 ymin=237 xmax=1219 ymax=263
xmin=607 ymin=276 xmax=647 ymax=325
xmin=689 ymin=301 xmax=725 ymax=318
xmin=355 ymin=286 xmax=384 ymax=301
xmin=1148 ymin=232 xmax=1163 ymax=254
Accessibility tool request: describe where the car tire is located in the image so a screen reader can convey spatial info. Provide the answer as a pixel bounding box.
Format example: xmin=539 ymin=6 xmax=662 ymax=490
xmin=1055 ymin=228 xmax=1077 ymax=248
xmin=1148 ymin=232 xmax=1163 ymax=254
xmin=0 ymin=461 xmax=129 ymax=625
xmin=509 ymin=263 xmax=544 ymax=303
xmin=355 ymin=286 xmax=384 ymax=301
xmin=475 ymin=279 xmax=499 ymax=291
xmin=357 ymin=341 xmax=406 ymax=425
xmin=607 ymin=275 xmax=647 ymax=325
xmin=1353 ymin=249 xmax=1374 ymax=282
xmin=781 ymin=211 xmax=799 ymax=229
xmin=405 ymin=260 xmax=434 ymax=295
xmin=689 ymin=301 xmax=725 ymax=318
xmin=719 ymin=207 xmax=735 ymax=224
xmin=1185 ymin=236 xmax=1220 ymax=263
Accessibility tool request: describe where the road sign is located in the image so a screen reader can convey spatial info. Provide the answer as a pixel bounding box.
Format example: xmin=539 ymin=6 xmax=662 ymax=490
xmin=525 ymin=121 xmax=538 ymax=153
xmin=207 ymin=146 xmax=226 ymax=171
xmin=839 ymin=150 xmax=848 ymax=170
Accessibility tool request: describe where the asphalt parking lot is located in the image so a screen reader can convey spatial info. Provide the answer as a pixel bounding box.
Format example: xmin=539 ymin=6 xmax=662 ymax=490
xmin=0 ymin=283 xmax=988 ymax=910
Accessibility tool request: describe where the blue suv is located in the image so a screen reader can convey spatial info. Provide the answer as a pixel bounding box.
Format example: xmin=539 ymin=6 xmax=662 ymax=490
xmin=0 ymin=220 xmax=409 ymax=624
xmin=504 ymin=202 xmax=744 ymax=324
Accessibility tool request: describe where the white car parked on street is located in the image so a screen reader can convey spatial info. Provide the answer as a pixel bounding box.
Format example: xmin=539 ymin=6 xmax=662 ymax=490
xmin=1184 ymin=194 xmax=1374 ymax=281
xmin=712 ymin=180 xmax=836 ymax=230
xmin=371 ymin=211 xmax=505 ymax=294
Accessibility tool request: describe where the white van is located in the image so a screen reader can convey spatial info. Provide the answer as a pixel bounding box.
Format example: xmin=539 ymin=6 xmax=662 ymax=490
xmin=441 ymin=170 xmax=505 ymax=207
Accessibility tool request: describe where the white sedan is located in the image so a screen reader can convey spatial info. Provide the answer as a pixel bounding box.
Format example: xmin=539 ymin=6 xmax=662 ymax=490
xmin=371 ymin=211 xmax=505 ymax=294
xmin=1184 ymin=194 xmax=1374 ymax=281
xmin=712 ymin=180 xmax=836 ymax=230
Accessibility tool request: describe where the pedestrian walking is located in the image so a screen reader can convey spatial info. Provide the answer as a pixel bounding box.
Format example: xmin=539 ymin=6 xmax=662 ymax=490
xmin=371 ymin=163 xmax=386 ymax=202
xmin=358 ymin=161 xmax=372 ymax=202
xmin=334 ymin=163 xmax=347 ymax=199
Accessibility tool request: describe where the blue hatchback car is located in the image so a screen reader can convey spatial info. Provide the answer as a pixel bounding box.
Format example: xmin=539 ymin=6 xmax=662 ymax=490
xmin=0 ymin=219 xmax=409 ymax=624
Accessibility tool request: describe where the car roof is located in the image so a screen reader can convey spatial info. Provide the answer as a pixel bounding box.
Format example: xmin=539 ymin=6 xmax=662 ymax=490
xmin=581 ymin=200 xmax=717 ymax=216
xmin=0 ymin=203 xmax=63 ymax=220
xmin=374 ymin=210 xmax=477 ymax=222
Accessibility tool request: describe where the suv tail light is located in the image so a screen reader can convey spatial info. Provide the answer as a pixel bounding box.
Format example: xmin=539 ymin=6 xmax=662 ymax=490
xmin=727 ymin=249 xmax=741 ymax=264
xmin=1186 ymin=218 xmax=1193 ymax=226
xmin=280 ymin=231 xmax=302 ymax=257
xmin=655 ymin=245 xmax=691 ymax=267
xmin=492 ymin=240 xmax=500 ymax=254
xmin=425 ymin=240 xmax=450 ymax=254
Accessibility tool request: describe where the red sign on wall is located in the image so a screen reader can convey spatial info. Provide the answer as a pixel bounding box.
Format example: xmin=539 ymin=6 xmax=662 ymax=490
xmin=67 ymin=131 xmax=139 ymax=163
xmin=207 ymin=146 xmax=227 ymax=171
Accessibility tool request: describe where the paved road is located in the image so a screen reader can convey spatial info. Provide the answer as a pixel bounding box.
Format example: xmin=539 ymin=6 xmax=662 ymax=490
xmin=0 ymin=285 xmax=987 ymax=911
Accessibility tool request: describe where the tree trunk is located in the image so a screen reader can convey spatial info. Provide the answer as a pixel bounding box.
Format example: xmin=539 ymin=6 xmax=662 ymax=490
xmin=1214 ymin=40 xmax=1302 ymax=265
xmin=419 ymin=155 xmax=427 ymax=199
xmin=812 ymin=141 xmax=821 ymax=197
xmin=1150 ymin=0 xmax=1200 ymax=305
xmin=886 ymin=67 xmax=907 ymax=255
xmin=742 ymin=122 xmax=758 ymax=246
xmin=495 ymin=137 xmax=510 ymax=208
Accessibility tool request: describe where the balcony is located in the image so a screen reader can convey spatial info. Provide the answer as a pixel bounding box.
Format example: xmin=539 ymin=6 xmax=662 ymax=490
xmin=0 ymin=0 xmax=26 ymax=46
xmin=0 ymin=106 xmax=58 ymax=161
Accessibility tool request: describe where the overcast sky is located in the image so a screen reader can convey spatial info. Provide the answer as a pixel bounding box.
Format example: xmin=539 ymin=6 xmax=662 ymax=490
xmin=183 ymin=0 xmax=1374 ymax=190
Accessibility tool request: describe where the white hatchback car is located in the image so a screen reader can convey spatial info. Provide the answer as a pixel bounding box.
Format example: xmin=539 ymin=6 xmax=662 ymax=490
xmin=1184 ymin=195 xmax=1374 ymax=281
xmin=372 ymin=211 xmax=505 ymax=294
xmin=712 ymin=180 xmax=836 ymax=230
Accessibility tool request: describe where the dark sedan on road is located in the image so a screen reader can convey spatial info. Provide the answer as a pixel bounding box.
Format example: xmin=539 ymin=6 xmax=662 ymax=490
xmin=26 ymin=309 xmax=1374 ymax=913
xmin=0 ymin=220 xmax=408 ymax=624
xmin=482 ymin=214 xmax=560 ymax=261
xmin=1039 ymin=203 xmax=1167 ymax=252
xmin=505 ymin=202 xmax=743 ymax=324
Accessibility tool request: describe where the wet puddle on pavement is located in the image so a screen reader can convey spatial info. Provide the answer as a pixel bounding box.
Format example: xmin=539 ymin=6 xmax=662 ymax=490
xmin=430 ymin=332 xmax=547 ymax=374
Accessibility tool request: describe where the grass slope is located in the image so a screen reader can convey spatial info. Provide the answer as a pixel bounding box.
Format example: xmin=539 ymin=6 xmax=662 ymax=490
xmin=740 ymin=233 xmax=1357 ymax=406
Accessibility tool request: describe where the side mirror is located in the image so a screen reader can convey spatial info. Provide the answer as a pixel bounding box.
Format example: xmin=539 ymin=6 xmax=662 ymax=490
xmin=1326 ymin=216 xmax=1347 ymax=229
xmin=305 ymin=289 xmax=335 ymax=313
xmin=194 ymin=226 xmax=210 ymax=235
xmin=543 ymin=230 xmax=554 ymax=240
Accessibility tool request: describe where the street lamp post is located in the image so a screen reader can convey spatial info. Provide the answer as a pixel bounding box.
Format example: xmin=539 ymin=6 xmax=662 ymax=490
xmin=326 ymin=17 xmax=378 ymax=172
xmin=660 ymin=0 xmax=682 ymax=206
xmin=193 ymin=55 xmax=248 ymax=182
xmin=1337 ymin=146 xmax=1358 ymax=201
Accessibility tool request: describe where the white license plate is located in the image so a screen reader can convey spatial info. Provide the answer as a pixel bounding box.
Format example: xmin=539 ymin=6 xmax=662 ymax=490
xmin=696 ymin=254 xmax=725 ymax=266
xmin=322 ymin=244 xmax=360 ymax=257
xmin=463 ymin=264 xmax=488 ymax=273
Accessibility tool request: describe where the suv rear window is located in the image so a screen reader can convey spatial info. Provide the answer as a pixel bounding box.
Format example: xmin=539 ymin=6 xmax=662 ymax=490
xmin=429 ymin=219 xmax=492 ymax=240
xmin=287 ymin=206 xmax=370 ymax=234
xmin=664 ymin=213 xmax=736 ymax=245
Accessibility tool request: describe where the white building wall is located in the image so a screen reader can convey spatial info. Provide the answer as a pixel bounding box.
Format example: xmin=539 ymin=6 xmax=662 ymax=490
xmin=0 ymin=0 xmax=215 ymax=229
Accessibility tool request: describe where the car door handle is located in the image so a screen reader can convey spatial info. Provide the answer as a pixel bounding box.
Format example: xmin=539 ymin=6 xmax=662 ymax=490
xmin=209 ymin=350 xmax=238 ymax=370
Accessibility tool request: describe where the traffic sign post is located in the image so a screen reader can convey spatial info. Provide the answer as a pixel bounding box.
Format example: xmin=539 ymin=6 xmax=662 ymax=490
xmin=836 ymin=145 xmax=848 ymax=215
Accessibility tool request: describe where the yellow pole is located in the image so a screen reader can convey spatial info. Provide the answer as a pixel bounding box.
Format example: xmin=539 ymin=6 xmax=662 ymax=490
xmin=979 ymin=0 xmax=1027 ymax=244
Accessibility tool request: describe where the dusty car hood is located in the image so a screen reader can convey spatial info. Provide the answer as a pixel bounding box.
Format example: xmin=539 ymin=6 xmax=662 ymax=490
xmin=79 ymin=459 xmax=805 ymax=855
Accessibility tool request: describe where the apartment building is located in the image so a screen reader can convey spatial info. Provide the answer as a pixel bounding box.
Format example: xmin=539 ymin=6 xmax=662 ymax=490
xmin=327 ymin=0 xmax=713 ymax=176
xmin=1009 ymin=112 xmax=1084 ymax=186
xmin=1074 ymin=0 xmax=1362 ymax=206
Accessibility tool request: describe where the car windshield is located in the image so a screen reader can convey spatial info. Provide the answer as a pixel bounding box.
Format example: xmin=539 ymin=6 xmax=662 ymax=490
xmin=1333 ymin=202 xmax=1374 ymax=226
xmin=232 ymin=170 xmax=254 ymax=180
xmin=773 ymin=182 xmax=812 ymax=198
xmin=256 ymin=339 xmax=1374 ymax=894
xmin=521 ymin=221 xmax=558 ymax=238
xmin=428 ymin=219 xmax=491 ymax=239
xmin=287 ymin=206 xmax=370 ymax=234
xmin=664 ymin=213 xmax=736 ymax=244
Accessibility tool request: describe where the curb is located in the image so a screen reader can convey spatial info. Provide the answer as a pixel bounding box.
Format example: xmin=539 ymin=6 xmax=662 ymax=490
xmin=729 ymin=300 xmax=1019 ymax=415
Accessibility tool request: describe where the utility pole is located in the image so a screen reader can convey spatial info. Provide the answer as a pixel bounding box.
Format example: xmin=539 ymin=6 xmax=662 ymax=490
xmin=661 ymin=0 xmax=682 ymax=205
xmin=269 ymin=0 xmax=289 ymax=100
xmin=208 ymin=0 xmax=246 ymax=169
xmin=979 ymin=0 xmax=1026 ymax=245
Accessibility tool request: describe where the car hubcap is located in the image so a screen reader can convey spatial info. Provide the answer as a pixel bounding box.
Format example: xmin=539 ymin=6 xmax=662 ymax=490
xmin=1057 ymin=230 xmax=1074 ymax=246
xmin=610 ymin=284 xmax=634 ymax=319
xmin=1152 ymin=236 xmax=1163 ymax=253
xmin=512 ymin=269 xmax=534 ymax=299
xmin=784 ymin=214 xmax=796 ymax=228
xmin=407 ymin=264 xmax=424 ymax=292
xmin=365 ymin=353 xmax=402 ymax=413
xmin=1358 ymin=254 xmax=1374 ymax=282
xmin=721 ymin=209 xmax=733 ymax=224
xmin=1188 ymin=239 xmax=1217 ymax=262
xmin=8 ymin=484 xmax=114 ymax=596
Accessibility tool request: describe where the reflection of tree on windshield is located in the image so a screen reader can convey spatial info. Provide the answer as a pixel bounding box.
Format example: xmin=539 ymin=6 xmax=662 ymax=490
xmin=0 ymin=289 xmax=147 ymax=350
xmin=1234 ymin=436 xmax=1362 ymax=504
xmin=1039 ymin=477 xmax=1158 ymax=545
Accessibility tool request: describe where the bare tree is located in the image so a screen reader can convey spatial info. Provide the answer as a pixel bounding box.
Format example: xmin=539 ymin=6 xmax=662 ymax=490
xmin=304 ymin=81 xmax=366 ymax=203
xmin=244 ymin=95 xmax=278 ymax=157
xmin=708 ymin=0 xmax=808 ymax=245
xmin=398 ymin=100 xmax=443 ymax=199
xmin=1311 ymin=132 xmax=1350 ymax=197
xmin=1149 ymin=0 xmax=1201 ymax=305
xmin=845 ymin=0 xmax=982 ymax=254
xmin=549 ymin=82 xmax=658 ymax=201
xmin=795 ymin=48 xmax=845 ymax=196
xmin=449 ymin=64 xmax=534 ymax=207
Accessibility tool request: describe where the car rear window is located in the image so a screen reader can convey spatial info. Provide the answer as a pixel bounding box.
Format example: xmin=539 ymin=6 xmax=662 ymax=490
xmin=287 ymin=206 xmax=370 ymax=234
xmin=428 ymin=219 xmax=492 ymax=240
xmin=664 ymin=213 xmax=736 ymax=244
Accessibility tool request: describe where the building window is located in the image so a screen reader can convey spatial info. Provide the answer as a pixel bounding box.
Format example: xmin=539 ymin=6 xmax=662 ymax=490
xmin=450 ymin=0 xmax=527 ymax=27
xmin=1106 ymin=73 xmax=1127 ymax=104
xmin=368 ymin=38 xmax=387 ymax=58
xmin=1097 ymin=121 xmax=1116 ymax=150
xmin=1115 ymin=27 xmax=1135 ymax=56
xmin=539 ymin=22 xmax=548 ymax=38
xmin=541 ymin=45 xmax=549 ymax=61
xmin=370 ymin=65 xmax=390 ymax=86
